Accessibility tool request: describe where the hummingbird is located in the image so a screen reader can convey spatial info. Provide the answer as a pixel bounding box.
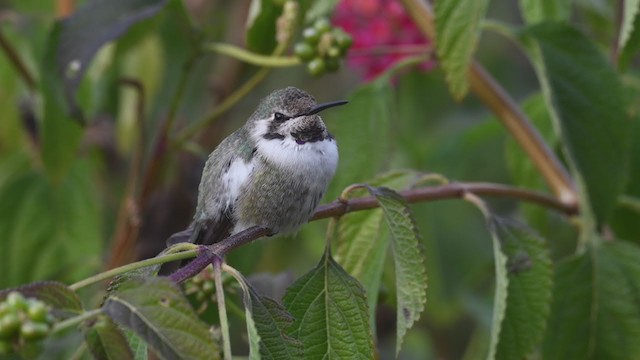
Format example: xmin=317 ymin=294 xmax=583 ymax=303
xmin=173 ymin=87 xmax=347 ymax=246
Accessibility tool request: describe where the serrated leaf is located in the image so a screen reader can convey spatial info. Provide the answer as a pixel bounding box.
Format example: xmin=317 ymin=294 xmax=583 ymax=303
xmin=434 ymin=0 xmax=490 ymax=99
xmin=518 ymin=0 xmax=571 ymax=24
xmin=283 ymin=251 xmax=373 ymax=359
xmin=326 ymin=81 xmax=393 ymax=198
xmin=485 ymin=217 xmax=553 ymax=360
xmin=103 ymin=277 xmax=220 ymax=360
xmin=246 ymin=0 xmax=281 ymax=54
xmin=0 ymin=281 xmax=83 ymax=318
xmin=84 ymin=315 xmax=135 ymax=360
xmin=521 ymin=23 xmax=631 ymax=224
xmin=619 ymin=0 xmax=640 ymax=51
xmin=542 ymin=241 xmax=640 ymax=359
xmin=335 ymin=170 xmax=419 ymax=328
xmin=56 ymin=0 xmax=169 ymax=120
xmin=126 ymin=330 xmax=149 ymax=360
xmin=368 ymin=187 xmax=427 ymax=356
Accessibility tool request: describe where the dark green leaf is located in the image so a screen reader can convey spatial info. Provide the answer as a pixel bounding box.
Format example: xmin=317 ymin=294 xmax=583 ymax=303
xmin=485 ymin=218 xmax=553 ymax=360
xmin=619 ymin=13 xmax=640 ymax=68
xmin=434 ymin=0 xmax=490 ymax=99
xmin=283 ymin=251 xmax=373 ymax=359
xmin=518 ymin=0 xmax=571 ymax=24
xmin=521 ymin=23 xmax=631 ymax=224
xmin=103 ymin=277 xmax=220 ymax=360
xmin=246 ymin=0 xmax=282 ymax=54
xmin=542 ymin=241 xmax=640 ymax=359
xmin=0 ymin=281 xmax=83 ymax=318
xmin=56 ymin=0 xmax=169 ymax=120
xmin=84 ymin=315 xmax=135 ymax=360
xmin=368 ymin=187 xmax=427 ymax=355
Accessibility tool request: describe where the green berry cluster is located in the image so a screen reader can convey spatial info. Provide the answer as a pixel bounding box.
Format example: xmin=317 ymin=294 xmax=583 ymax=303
xmin=184 ymin=266 xmax=217 ymax=313
xmin=294 ymin=17 xmax=353 ymax=76
xmin=0 ymin=292 xmax=54 ymax=354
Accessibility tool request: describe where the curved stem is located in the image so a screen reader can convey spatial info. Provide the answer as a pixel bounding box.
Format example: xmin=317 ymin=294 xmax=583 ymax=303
xmin=203 ymin=42 xmax=300 ymax=67
xmin=398 ymin=0 xmax=578 ymax=207
xmin=213 ymin=258 xmax=232 ymax=360
xmin=70 ymin=249 xmax=198 ymax=291
xmin=51 ymin=309 xmax=103 ymax=334
xmin=171 ymin=67 xmax=271 ymax=148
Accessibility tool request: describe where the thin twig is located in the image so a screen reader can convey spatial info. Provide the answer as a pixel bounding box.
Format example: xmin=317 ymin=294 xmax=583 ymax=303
xmin=203 ymin=42 xmax=300 ymax=67
xmin=213 ymin=258 xmax=232 ymax=360
xmin=0 ymin=29 xmax=36 ymax=90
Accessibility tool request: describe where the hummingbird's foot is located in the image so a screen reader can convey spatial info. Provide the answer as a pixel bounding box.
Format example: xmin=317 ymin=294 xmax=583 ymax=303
xmin=169 ymin=226 xmax=272 ymax=284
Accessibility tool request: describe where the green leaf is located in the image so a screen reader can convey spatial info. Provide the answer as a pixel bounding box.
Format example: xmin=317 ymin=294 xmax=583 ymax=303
xmin=227 ymin=268 xmax=302 ymax=360
xmin=126 ymin=330 xmax=149 ymax=360
xmin=0 ymin=162 xmax=102 ymax=287
xmin=618 ymin=0 xmax=640 ymax=51
xmin=368 ymin=187 xmax=427 ymax=356
xmin=326 ymin=81 xmax=393 ymax=198
xmin=434 ymin=0 xmax=490 ymax=99
xmin=335 ymin=170 xmax=419 ymax=328
xmin=56 ymin=0 xmax=169 ymax=120
xmin=84 ymin=315 xmax=135 ymax=360
xmin=246 ymin=0 xmax=281 ymax=54
xmin=542 ymin=241 xmax=640 ymax=359
xmin=485 ymin=218 xmax=553 ymax=360
xmin=103 ymin=277 xmax=220 ymax=360
xmin=518 ymin=0 xmax=571 ymax=24
xmin=40 ymin=23 xmax=84 ymax=181
xmin=305 ymin=0 xmax=340 ymax=22
xmin=283 ymin=251 xmax=373 ymax=359
xmin=521 ymin=23 xmax=631 ymax=224
xmin=0 ymin=281 xmax=83 ymax=317
xmin=619 ymin=13 xmax=640 ymax=68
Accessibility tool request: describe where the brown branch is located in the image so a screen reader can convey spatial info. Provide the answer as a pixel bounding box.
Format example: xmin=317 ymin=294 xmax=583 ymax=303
xmin=0 ymin=29 xmax=36 ymax=91
xmin=170 ymin=182 xmax=578 ymax=283
xmin=398 ymin=0 xmax=578 ymax=208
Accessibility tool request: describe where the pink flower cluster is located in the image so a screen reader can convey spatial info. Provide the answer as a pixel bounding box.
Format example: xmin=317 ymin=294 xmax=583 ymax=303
xmin=332 ymin=0 xmax=433 ymax=80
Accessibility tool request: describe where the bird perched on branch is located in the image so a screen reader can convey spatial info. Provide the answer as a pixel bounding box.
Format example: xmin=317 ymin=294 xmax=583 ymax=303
xmin=169 ymin=87 xmax=347 ymax=246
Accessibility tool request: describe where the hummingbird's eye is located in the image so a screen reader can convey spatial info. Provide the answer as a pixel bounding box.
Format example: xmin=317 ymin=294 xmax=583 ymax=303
xmin=273 ymin=112 xmax=289 ymax=122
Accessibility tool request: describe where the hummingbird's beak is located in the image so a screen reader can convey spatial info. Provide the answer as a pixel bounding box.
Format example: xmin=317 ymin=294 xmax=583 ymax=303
xmin=303 ymin=100 xmax=349 ymax=116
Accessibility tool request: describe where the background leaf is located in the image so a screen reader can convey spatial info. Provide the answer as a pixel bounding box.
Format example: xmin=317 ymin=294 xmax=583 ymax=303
xmin=84 ymin=315 xmax=135 ymax=360
xmin=56 ymin=0 xmax=169 ymax=120
xmin=103 ymin=277 xmax=220 ymax=360
xmin=518 ymin=0 xmax=571 ymax=24
xmin=485 ymin=217 xmax=553 ymax=360
xmin=246 ymin=0 xmax=281 ymax=54
xmin=618 ymin=0 xmax=640 ymax=51
xmin=283 ymin=251 xmax=373 ymax=359
xmin=434 ymin=0 xmax=490 ymax=99
xmin=542 ymin=241 xmax=640 ymax=359
xmin=521 ymin=22 xmax=631 ymax=224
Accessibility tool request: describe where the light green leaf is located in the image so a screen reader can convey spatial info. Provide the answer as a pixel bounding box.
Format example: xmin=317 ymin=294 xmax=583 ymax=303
xmin=521 ymin=23 xmax=631 ymax=224
xmin=619 ymin=0 xmax=640 ymax=51
xmin=305 ymin=0 xmax=340 ymax=22
xmin=368 ymin=186 xmax=427 ymax=356
xmin=335 ymin=170 xmax=419 ymax=328
xmin=326 ymin=81 xmax=393 ymax=198
xmin=226 ymin=266 xmax=302 ymax=360
xmin=103 ymin=277 xmax=220 ymax=360
xmin=485 ymin=217 xmax=553 ymax=360
xmin=518 ymin=0 xmax=571 ymax=24
xmin=126 ymin=331 xmax=149 ymax=360
xmin=84 ymin=315 xmax=135 ymax=360
xmin=283 ymin=251 xmax=373 ymax=359
xmin=434 ymin=0 xmax=490 ymax=99
xmin=542 ymin=241 xmax=640 ymax=359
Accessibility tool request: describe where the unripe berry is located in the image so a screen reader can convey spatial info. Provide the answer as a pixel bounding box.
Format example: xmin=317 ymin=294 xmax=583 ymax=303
xmin=313 ymin=18 xmax=332 ymax=33
xmin=0 ymin=313 xmax=20 ymax=339
xmin=27 ymin=302 xmax=49 ymax=323
xmin=307 ymin=58 xmax=326 ymax=76
xmin=20 ymin=321 xmax=49 ymax=342
xmin=294 ymin=42 xmax=315 ymax=61
xmin=5 ymin=292 xmax=27 ymax=311
xmin=302 ymin=28 xmax=320 ymax=45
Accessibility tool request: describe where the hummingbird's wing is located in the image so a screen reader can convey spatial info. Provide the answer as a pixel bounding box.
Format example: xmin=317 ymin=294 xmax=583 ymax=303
xmin=191 ymin=129 xmax=256 ymax=245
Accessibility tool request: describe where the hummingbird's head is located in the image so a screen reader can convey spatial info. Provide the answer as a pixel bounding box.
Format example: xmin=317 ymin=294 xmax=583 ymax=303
xmin=249 ymin=87 xmax=347 ymax=145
